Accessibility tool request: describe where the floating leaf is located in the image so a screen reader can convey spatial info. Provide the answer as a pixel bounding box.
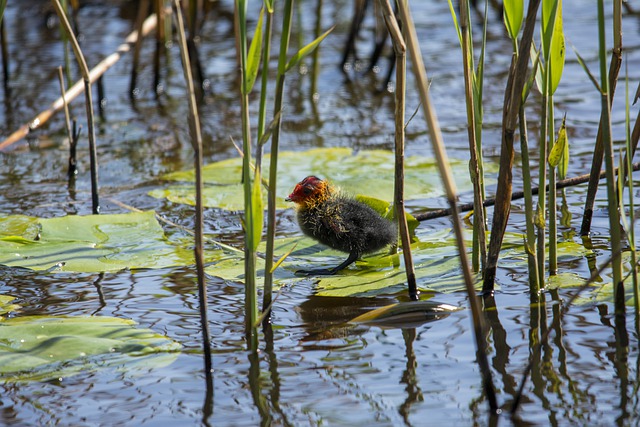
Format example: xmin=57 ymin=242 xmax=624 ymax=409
xmin=0 ymin=295 xmax=20 ymax=318
xmin=350 ymin=301 xmax=461 ymax=328
xmin=0 ymin=315 xmax=181 ymax=382
xmin=0 ymin=211 xmax=216 ymax=273
xmin=153 ymin=148 xmax=491 ymax=211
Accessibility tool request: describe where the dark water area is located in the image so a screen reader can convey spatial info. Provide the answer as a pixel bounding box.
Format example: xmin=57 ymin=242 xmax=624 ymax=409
xmin=0 ymin=0 xmax=639 ymax=425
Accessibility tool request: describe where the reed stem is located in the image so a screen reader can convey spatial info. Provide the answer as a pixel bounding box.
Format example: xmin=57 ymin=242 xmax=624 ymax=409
xmin=397 ymin=0 xmax=498 ymax=413
xmin=172 ymin=0 xmax=213 ymax=390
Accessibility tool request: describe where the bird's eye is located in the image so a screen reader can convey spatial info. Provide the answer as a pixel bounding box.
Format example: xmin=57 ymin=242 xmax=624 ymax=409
xmin=303 ymin=187 xmax=312 ymax=195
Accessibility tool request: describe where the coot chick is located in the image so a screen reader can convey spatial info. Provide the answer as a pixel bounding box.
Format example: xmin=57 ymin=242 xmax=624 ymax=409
xmin=285 ymin=176 xmax=397 ymax=275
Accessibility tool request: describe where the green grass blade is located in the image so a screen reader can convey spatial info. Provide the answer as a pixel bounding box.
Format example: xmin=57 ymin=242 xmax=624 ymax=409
xmin=447 ymin=0 xmax=463 ymax=46
xmin=283 ymin=25 xmax=334 ymax=74
xmin=571 ymin=44 xmax=602 ymax=92
xmin=244 ymin=7 xmax=264 ymax=95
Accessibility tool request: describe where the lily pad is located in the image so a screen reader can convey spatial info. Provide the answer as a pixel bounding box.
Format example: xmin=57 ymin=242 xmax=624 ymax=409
xmin=0 ymin=315 xmax=181 ymax=382
xmin=150 ymin=148 xmax=492 ymax=210
xmin=0 ymin=295 xmax=20 ymax=317
xmin=205 ymin=227 xmax=597 ymax=297
xmin=0 ymin=211 xmax=208 ymax=273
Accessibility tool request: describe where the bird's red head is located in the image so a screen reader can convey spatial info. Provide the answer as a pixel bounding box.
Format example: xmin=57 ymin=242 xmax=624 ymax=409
xmin=285 ymin=176 xmax=331 ymax=205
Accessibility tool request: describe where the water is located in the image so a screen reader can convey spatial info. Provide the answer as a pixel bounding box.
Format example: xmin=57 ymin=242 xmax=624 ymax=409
xmin=0 ymin=0 xmax=639 ymax=425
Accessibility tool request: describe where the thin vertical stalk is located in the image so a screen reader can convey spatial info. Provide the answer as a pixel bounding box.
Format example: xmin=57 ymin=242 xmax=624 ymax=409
xmin=548 ymin=97 xmax=557 ymax=275
xmin=597 ymin=0 xmax=624 ymax=313
xmin=377 ymin=0 xmax=417 ymax=300
xmin=172 ymin=0 xmax=213 ymax=391
xmin=310 ymin=0 xmax=323 ymax=97
xmin=536 ymin=92 xmax=547 ymax=287
xmin=130 ymin=0 xmax=150 ymax=97
xmin=519 ymin=105 xmax=540 ymax=293
xmin=52 ymin=0 xmax=100 ymax=214
xmin=624 ymin=73 xmax=638 ymax=311
xmin=459 ymin=0 xmax=486 ymax=272
xmin=580 ymin=0 xmax=623 ymax=236
xmin=483 ymin=0 xmax=540 ymax=291
xmin=235 ymin=0 xmax=259 ymax=348
xmin=256 ymin=5 xmax=273 ymax=146
xmin=263 ymin=0 xmax=294 ymax=320
xmin=0 ymin=3 xmax=8 ymax=90
xmin=397 ymin=0 xmax=498 ymax=413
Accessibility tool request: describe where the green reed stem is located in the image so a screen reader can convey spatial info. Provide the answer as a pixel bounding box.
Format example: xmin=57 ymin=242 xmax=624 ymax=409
xmin=597 ymin=0 xmax=624 ymax=314
xmin=519 ymin=104 xmax=540 ymax=294
xmin=263 ymin=0 xmax=294 ymax=320
xmin=235 ymin=0 xmax=259 ymax=348
xmin=548 ymin=96 xmax=557 ymax=275
xmin=458 ymin=0 xmax=486 ymax=272
xmin=256 ymin=4 xmax=273 ymax=167
xmin=624 ymin=69 xmax=639 ymax=312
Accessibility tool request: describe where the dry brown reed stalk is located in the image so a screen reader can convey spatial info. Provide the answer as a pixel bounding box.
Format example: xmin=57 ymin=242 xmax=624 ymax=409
xmin=396 ymin=0 xmax=498 ymax=414
xmin=130 ymin=0 xmax=151 ymax=97
xmin=580 ymin=0 xmax=623 ymax=237
xmin=0 ymin=12 xmax=159 ymax=150
xmin=172 ymin=0 xmax=213 ymax=393
xmin=377 ymin=0 xmax=418 ymax=300
xmin=483 ymin=0 xmax=540 ymax=292
xmin=51 ymin=0 xmax=100 ymax=214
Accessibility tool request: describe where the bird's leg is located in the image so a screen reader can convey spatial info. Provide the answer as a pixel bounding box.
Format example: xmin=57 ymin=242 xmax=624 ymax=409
xmin=295 ymin=251 xmax=359 ymax=276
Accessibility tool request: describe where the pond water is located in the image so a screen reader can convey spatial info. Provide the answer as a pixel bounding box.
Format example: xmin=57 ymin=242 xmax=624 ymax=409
xmin=1 ymin=0 xmax=639 ymax=425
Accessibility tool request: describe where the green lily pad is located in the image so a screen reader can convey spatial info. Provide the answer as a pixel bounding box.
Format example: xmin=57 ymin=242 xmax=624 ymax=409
xmin=0 ymin=315 xmax=181 ymax=382
xmin=150 ymin=148 xmax=492 ymax=210
xmin=0 ymin=211 xmax=208 ymax=273
xmin=205 ymin=226 xmax=598 ymax=297
xmin=0 ymin=295 xmax=20 ymax=317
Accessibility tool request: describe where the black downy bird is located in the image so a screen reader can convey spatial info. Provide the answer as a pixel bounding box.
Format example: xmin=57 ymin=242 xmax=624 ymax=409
xmin=285 ymin=176 xmax=397 ymax=275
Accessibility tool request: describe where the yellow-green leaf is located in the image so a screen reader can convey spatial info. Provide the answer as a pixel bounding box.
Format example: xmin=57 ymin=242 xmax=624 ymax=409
xmin=243 ymin=7 xmax=264 ymax=95
xmin=283 ymin=26 xmax=334 ymax=75
xmin=548 ymin=0 xmax=565 ymax=94
xmin=251 ymin=169 xmax=264 ymax=252
xmin=549 ymin=115 xmax=568 ymax=178
xmin=503 ymin=0 xmax=524 ymax=41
